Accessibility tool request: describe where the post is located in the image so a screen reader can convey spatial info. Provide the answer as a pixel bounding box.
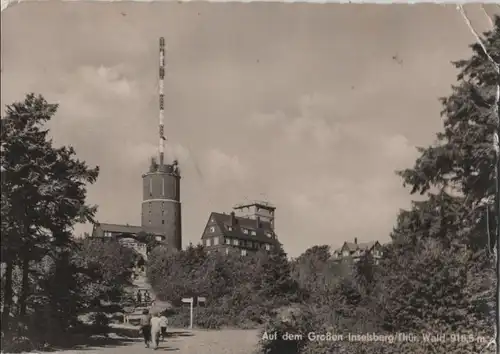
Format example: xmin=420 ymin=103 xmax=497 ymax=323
xmin=182 ymin=297 xmax=194 ymax=329
xmin=494 ymin=66 xmax=499 ymax=354
xmin=190 ymin=300 xmax=193 ymax=329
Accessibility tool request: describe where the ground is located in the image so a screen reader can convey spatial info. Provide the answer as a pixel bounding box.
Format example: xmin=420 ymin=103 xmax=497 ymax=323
xmin=46 ymin=326 xmax=261 ymax=354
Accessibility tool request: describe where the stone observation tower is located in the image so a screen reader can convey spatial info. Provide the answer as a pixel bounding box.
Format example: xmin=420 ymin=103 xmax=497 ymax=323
xmin=140 ymin=37 xmax=182 ymax=251
xmin=141 ymin=160 xmax=182 ymax=251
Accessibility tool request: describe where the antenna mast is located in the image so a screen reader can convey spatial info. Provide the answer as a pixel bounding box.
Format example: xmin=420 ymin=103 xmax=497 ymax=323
xmin=159 ymin=37 xmax=166 ymax=168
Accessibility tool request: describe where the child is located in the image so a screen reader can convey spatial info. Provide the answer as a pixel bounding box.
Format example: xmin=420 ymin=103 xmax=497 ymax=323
xmin=139 ymin=309 xmax=152 ymax=348
xmin=159 ymin=313 xmax=168 ymax=341
xmin=150 ymin=312 xmax=162 ymax=349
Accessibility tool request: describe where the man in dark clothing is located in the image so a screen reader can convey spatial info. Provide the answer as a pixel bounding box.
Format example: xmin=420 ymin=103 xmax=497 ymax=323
xmin=139 ymin=309 xmax=152 ymax=348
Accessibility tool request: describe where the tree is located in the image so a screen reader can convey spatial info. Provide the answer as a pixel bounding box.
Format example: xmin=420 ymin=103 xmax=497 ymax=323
xmin=374 ymin=18 xmax=500 ymax=353
xmin=1 ymin=94 xmax=99 ymax=335
xmin=74 ymin=238 xmax=137 ymax=305
xmin=397 ymin=16 xmax=500 ymax=250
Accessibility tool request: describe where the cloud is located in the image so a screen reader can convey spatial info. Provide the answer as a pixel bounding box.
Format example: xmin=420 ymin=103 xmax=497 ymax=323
xmin=76 ymin=65 xmax=136 ymax=98
xmin=382 ymin=134 xmax=417 ymax=161
xmin=249 ymin=93 xmax=351 ymax=149
xmin=203 ymin=148 xmax=248 ymax=184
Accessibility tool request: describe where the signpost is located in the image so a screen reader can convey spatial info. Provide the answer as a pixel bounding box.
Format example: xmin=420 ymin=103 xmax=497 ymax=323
xmin=182 ymin=297 xmax=194 ymax=329
xmin=182 ymin=296 xmax=207 ymax=329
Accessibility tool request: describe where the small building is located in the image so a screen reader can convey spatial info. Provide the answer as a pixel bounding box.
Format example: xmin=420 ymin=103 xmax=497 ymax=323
xmin=200 ymin=201 xmax=279 ymax=256
xmin=330 ymin=238 xmax=383 ymax=264
xmin=91 ymin=222 xmax=166 ymax=262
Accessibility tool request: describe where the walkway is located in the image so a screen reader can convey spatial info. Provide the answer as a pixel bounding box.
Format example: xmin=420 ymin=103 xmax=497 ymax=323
xmin=49 ymin=327 xmax=260 ymax=354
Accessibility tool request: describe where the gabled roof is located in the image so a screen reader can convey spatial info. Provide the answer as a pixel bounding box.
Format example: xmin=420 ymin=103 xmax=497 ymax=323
xmin=201 ymin=212 xmax=277 ymax=244
xmin=92 ymin=223 xmax=164 ymax=237
xmin=336 ymin=240 xmax=381 ymax=254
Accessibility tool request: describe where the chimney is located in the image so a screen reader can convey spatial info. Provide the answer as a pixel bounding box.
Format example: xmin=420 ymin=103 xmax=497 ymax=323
xmin=354 ymin=237 xmax=358 ymax=244
xmin=230 ymin=211 xmax=236 ymax=226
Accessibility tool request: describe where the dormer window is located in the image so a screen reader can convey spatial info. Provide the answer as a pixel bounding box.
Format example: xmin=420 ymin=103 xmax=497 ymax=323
xmin=227 ymin=225 xmax=233 ymax=231
xmin=242 ymin=229 xmax=249 ymax=235
xmin=250 ymin=230 xmax=256 ymax=236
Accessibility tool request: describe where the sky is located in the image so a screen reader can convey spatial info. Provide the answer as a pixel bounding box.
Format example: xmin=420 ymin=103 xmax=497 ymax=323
xmin=1 ymin=2 xmax=499 ymax=257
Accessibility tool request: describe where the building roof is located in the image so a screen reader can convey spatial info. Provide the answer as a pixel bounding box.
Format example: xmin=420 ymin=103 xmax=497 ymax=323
xmin=92 ymin=223 xmax=164 ymax=237
xmin=202 ymin=212 xmax=277 ymax=244
xmin=335 ymin=240 xmax=380 ymax=254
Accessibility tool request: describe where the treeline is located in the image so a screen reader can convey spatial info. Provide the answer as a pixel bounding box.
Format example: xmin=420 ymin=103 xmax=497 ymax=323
xmin=148 ymin=18 xmax=500 ymax=354
xmin=1 ymin=95 xmax=136 ymax=352
xmin=147 ymin=243 xmax=304 ymax=329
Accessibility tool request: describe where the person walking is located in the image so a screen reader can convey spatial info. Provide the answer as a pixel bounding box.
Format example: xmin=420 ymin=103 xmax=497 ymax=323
xmin=139 ymin=309 xmax=152 ymax=348
xmin=150 ymin=312 xmax=162 ymax=349
xmin=159 ymin=313 xmax=168 ymax=341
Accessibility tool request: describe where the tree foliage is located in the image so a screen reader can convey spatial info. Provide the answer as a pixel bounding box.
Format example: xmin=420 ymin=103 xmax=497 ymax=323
xmin=1 ymin=94 xmax=134 ymax=351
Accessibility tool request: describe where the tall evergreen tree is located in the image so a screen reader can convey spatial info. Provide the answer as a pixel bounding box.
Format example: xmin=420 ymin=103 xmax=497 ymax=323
xmin=1 ymin=94 xmax=99 ymax=332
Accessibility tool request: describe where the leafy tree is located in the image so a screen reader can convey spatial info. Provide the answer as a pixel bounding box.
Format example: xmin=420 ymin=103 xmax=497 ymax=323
xmin=74 ymin=237 xmax=137 ymax=305
xmin=1 ymin=94 xmax=98 ymax=340
xmin=397 ymin=17 xmax=500 ymax=250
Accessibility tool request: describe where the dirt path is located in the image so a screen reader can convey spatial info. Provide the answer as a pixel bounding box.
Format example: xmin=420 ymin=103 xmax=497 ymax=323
xmin=48 ymin=328 xmax=261 ymax=354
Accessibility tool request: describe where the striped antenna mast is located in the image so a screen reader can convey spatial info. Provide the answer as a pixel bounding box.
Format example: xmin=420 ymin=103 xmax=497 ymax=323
xmin=159 ymin=37 xmax=166 ymax=167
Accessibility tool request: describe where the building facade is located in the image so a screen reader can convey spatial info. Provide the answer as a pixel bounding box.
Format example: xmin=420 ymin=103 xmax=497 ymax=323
xmin=330 ymin=238 xmax=383 ymax=264
xmin=91 ymin=158 xmax=183 ymax=255
xmin=141 ymin=159 xmax=182 ymax=251
xmin=200 ymin=201 xmax=279 ymax=256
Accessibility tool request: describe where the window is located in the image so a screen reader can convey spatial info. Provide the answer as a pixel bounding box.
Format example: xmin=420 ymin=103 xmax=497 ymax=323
xmin=206 ymin=238 xmax=212 ymax=247
xmin=213 ymin=237 xmax=219 ymax=246
xmin=265 ymin=244 xmax=271 ymax=251
xmin=266 ymin=232 xmax=272 ymax=238
xmin=209 ymin=226 xmax=215 ymax=233
xmin=227 ymin=225 xmax=233 ymax=231
xmin=225 ymin=248 xmax=229 ymax=255
xmin=148 ymin=220 xmax=151 ymax=225
xmin=342 ymin=250 xmax=349 ymax=257
xmin=250 ymin=230 xmax=256 ymax=236
xmin=247 ymin=240 xmax=252 ymax=247
xmin=242 ymin=229 xmax=249 ymax=235
xmin=241 ymin=249 xmax=247 ymax=256
xmin=225 ymin=238 xmax=231 ymax=245
xmin=162 ymin=220 xmax=165 ymax=225
xmin=233 ymin=239 xmax=239 ymax=246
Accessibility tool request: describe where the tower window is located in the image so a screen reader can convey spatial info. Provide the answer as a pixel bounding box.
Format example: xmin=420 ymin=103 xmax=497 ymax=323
xmin=162 ymin=220 xmax=165 ymax=225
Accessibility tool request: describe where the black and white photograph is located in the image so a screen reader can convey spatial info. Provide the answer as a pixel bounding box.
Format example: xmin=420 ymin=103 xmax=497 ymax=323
xmin=1 ymin=2 xmax=499 ymax=354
